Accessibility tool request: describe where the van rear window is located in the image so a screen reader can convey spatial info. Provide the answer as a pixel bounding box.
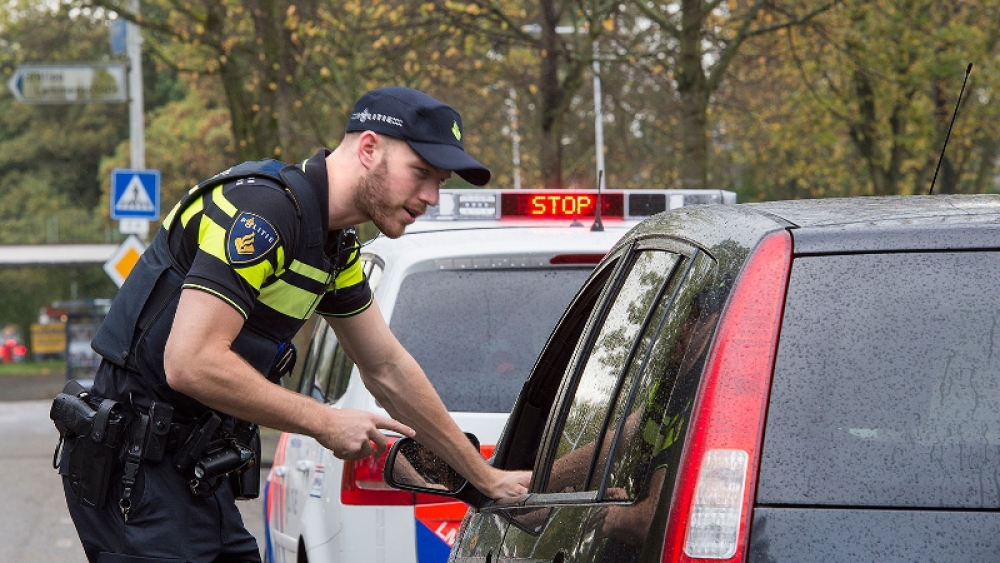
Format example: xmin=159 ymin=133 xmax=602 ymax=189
xmin=758 ymin=251 xmax=1000 ymax=509
xmin=390 ymin=268 xmax=591 ymax=413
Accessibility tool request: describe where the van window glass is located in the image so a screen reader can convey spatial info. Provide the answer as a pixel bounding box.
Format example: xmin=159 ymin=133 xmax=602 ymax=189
xmin=601 ymin=255 xmax=720 ymax=500
xmin=498 ymin=257 xmax=622 ymax=474
xmin=390 ymin=267 xmax=593 ymax=413
xmin=760 ymin=251 xmax=1000 ymax=508
xmin=543 ymin=251 xmax=679 ymax=494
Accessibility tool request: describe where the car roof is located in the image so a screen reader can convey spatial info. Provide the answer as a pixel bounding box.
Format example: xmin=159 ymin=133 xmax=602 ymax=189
xmin=625 ymin=195 xmax=1000 ymax=259
xmin=744 ymin=194 xmax=1000 ymax=228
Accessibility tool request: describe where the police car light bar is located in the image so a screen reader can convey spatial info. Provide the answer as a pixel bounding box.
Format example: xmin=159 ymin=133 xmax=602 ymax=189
xmin=420 ymin=189 xmax=737 ymax=221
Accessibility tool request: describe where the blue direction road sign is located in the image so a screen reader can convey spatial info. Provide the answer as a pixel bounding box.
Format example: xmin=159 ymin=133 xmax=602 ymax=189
xmin=7 ymin=64 xmax=127 ymax=104
xmin=111 ymin=169 xmax=161 ymax=220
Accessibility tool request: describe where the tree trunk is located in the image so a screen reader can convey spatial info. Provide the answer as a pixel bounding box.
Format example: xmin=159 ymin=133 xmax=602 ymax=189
xmin=539 ymin=0 xmax=564 ymax=188
xmin=676 ymin=0 xmax=708 ymax=190
xmin=847 ymin=69 xmax=889 ymax=196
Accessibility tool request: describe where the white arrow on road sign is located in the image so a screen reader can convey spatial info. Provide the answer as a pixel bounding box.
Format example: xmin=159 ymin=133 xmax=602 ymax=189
xmin=7 ymin=64 xmax=127 ymax=104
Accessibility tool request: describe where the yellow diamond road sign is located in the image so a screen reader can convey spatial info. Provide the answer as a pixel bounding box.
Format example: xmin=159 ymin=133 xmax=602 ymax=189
xmin=103 ymin=235 xmax=146 ymax=287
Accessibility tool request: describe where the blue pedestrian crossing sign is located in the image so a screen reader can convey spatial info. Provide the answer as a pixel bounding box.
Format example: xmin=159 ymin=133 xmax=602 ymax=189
xmin=111 ymin=169 xmax=160 ymax=220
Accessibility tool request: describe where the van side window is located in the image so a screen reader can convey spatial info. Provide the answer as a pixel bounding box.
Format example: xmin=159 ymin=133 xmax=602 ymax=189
xmin=495 ymin=255 xmax=622 ymax=474
xmin=543 ymin=251 xmax=680 ymax=494
xmin=599 ymin=254 xmax=719 ymax=501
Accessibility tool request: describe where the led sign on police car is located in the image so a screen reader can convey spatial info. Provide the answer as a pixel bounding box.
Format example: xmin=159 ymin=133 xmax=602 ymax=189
xmin=500 ymin=192 xmax=625 ymax=219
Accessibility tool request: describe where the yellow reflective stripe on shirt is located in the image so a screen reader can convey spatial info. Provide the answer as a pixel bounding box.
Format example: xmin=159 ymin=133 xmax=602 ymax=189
xmin=235 ymin=253 xmax=276 ymax=290
xmin=258 ymin=279 xmax=322 ymax=320
xmin=288 ymin=259 xmax=330 ymax=283
xmin=179 ymin=197 xmax=204 ymax=229
xmin=198 ymin=214 xmax=228 ymax=263
xmin=163 ymin=200 xmax=181 ymax=229
xmin=274 ymin=247 xmax=286 ymax=278
xmin=212 ymin=185 xmax=238 ymax=218
xmin=334 ymin=252 xmax=364 ymax=289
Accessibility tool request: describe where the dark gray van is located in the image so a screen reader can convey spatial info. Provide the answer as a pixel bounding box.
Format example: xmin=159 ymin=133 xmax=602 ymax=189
xmin=386 ymin=195 xmax=1000 ymax=563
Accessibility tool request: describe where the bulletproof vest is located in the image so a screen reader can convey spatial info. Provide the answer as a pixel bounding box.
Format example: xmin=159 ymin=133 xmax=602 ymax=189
xmin=91 ymin=159 xmax=334 ymax=414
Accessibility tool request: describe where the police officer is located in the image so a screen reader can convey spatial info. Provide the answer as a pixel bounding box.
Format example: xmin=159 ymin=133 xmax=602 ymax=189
xmin=58 ymin=87 xmax=531 ymax=562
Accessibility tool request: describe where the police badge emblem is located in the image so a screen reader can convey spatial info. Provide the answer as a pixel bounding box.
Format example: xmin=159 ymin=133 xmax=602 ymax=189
xmin=228 ymin=211 xmax=280 ymax=265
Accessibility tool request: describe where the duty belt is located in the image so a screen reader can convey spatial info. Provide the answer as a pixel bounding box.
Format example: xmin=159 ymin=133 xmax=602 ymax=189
xmin=121 ymin=401 xmax=258 ymax=519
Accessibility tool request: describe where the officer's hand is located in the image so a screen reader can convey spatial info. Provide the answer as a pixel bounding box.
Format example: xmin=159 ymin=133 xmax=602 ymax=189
xmin=323 ymin=408 xmax=414 ymax=460
xmin=481 ymin=467 xmax=531 ymax=501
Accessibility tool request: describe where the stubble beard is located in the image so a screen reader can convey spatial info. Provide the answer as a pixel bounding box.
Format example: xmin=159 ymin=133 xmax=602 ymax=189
xmin=354 ymin=156 xmax=406 ymax=239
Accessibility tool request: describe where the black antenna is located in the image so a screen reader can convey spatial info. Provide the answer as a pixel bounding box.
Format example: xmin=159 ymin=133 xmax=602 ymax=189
xmin=591 ymin=170 xmax=604 ymax=232
xmin=929 ymin=63 xmax=973 ymax=195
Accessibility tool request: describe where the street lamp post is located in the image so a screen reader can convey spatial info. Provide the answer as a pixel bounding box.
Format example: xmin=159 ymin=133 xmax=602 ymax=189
xmin=505 ymin=88 xmax=522 ymax=189
xmin=592 ymin=40 xmax=605 ymax=191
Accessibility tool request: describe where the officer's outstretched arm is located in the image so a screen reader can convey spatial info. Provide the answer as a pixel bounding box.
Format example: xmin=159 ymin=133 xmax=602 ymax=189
xmin=327 ymin=302 xmax=530 ymax=501
xmin=164 ymin=288 xmax=414 ymax=460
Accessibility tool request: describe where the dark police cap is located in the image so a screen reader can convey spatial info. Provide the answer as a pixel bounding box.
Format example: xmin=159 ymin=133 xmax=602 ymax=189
xmin=346 ymin=87 xmax=491 ymax=186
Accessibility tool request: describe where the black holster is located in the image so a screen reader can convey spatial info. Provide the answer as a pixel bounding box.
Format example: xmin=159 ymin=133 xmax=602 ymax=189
xmin=230 ymin=426 xmax=261 ymax=500
xmin=50 ymin=380 xmax=127 ymax=509
xmin=172 ymin=412 xmax=261 ymax=500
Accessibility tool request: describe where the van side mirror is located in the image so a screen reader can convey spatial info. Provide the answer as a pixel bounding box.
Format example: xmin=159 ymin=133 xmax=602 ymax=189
xmin=383 ymin=433 xmax=488 ymax=508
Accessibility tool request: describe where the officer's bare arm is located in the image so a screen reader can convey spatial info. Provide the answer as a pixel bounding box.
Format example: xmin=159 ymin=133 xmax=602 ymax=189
xmin=326 ymin=303 xmax=530 ymax=501
xmin=163 ymin=288 xmax=414 ymax=460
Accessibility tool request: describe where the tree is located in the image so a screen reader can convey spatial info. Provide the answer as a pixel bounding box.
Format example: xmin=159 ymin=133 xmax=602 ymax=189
xmin=773 ymin=0 xmax=1000 ymax=195
xmin=0 ymin=1 xmax=131 ymax=243
xmin=628 ymin=0 xmax=835 ymax=189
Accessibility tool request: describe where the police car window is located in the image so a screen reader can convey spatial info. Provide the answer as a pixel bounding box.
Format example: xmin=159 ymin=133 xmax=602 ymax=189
xmin=542 ymin=250 xmax=680 ymax=494
xmin=389 ymin=266 xmax=594 ymax=413
xmin=295 ymin=322 xmax=327 ymax=395
xmin=325 ymin=344 xmax=354 ymax=403
xmin=362 ymin=255 xmax=383 ymax=292
xmin=310 ymin=328 xmax=338 ymax=402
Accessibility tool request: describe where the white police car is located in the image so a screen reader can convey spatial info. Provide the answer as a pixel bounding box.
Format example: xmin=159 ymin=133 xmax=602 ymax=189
xmin=263 ymin=188 xmax=735 ymax=563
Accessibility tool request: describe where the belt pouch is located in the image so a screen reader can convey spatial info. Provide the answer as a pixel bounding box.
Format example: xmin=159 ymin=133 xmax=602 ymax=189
xmin=230 ymin=426 xmax=262 ymax=500
xmin=142 ymin=400 xmax=174 ymax=463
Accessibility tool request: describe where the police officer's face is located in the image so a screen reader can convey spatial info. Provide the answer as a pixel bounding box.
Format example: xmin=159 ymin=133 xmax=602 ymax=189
xmin=357 ymin=139 xmax=450 ymax=238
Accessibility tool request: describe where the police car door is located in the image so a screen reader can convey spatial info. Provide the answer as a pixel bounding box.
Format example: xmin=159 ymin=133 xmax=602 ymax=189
xmin=270 ymin=322 xmax=343 ymax=560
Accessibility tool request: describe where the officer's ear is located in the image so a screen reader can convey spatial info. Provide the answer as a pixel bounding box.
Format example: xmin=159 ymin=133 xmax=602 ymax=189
xmin=355 ymin=131 xmax=381 ymax=170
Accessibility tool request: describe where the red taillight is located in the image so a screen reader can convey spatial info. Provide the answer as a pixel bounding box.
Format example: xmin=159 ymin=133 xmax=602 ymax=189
xmin=662 ymin=230 xmax=791 ymax=563
xmin=342 ymin=439 xmax=496 ymax=506
xmin=342 ymin=436 xmax=414 ymax=505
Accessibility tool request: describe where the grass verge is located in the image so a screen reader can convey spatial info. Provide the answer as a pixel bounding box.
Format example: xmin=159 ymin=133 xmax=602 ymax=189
xmin=0 ymin=360 xmax=66 ymax=377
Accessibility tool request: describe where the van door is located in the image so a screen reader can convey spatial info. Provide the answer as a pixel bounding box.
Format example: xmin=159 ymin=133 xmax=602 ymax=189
xmin=449 ymin=249 xmax=628 ymax=562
